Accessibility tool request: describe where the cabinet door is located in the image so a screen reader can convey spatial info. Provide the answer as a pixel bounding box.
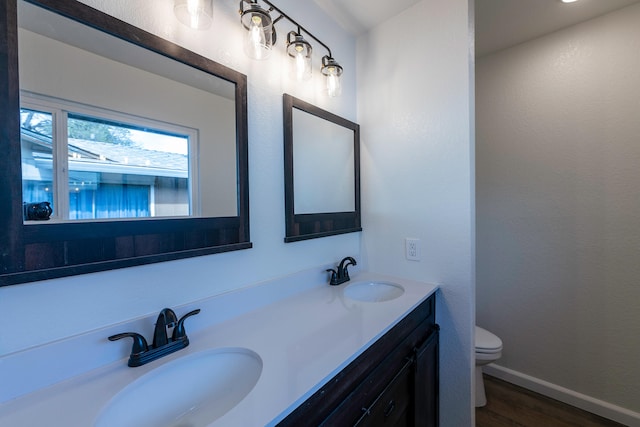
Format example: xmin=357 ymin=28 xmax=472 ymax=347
xmin=319 ymin=347 xmax=413 ymax=427
xmin=355 ymin=358 xmax=414 ymax=427
xmin=414 ymin=327 xmax=439 ymax=427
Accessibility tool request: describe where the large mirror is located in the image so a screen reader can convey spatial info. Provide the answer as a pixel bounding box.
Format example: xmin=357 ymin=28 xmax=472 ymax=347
xmin=0 ymin=0 xmax=250 ymax=286
xmin=283 ymin=94 xmax=361 ymax=242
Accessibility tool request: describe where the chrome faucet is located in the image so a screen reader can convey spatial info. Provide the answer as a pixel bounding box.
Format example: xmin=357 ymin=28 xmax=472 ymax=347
xmin=109 ymin=307 xmax=200 ymax=367
xmin=327 ymin=256 xmax=357 ymax=286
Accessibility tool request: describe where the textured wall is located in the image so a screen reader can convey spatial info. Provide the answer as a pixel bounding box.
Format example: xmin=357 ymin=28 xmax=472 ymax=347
xmin=358 ymin=0 xmax=475 ymax=425
xmin=476 ymin=2 xmax=640 ymax=414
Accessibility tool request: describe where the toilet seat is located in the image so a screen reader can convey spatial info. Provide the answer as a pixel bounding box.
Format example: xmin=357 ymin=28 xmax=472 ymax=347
xmin=475 ymin=326 xmax=502 ymax=353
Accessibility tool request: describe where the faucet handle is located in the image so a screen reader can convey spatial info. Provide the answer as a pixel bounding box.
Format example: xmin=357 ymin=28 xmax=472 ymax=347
xmin=108 ymin=332 xmax=149 ymax=355
xmin=326 ymin=268 xmax=338 ymax=285
xmin=172 ymin=309 xmax=201 ymax=341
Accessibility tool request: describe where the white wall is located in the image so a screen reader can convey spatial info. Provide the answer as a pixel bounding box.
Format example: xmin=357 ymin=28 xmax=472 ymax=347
xmin=0 ymin=0 xmax=359 ymax=355
xmin=358 ymin=0 xmax=475 ymax=425
xmin=476 ymin=2 xmax=640 ymax=418
xmin=2 ymin=0 xmax=476 ymax=423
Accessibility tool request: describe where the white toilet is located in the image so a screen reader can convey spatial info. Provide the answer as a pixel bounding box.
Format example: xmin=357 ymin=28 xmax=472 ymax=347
xmin=475 ymin=326 xmax=503 ymax=407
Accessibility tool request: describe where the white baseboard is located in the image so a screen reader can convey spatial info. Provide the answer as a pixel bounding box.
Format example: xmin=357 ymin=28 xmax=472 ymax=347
xmin=484 ymin=364 xmax=640 ymax=427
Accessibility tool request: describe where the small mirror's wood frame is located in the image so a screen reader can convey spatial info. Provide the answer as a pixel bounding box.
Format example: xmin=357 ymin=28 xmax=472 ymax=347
xmin=0 ymin=0 xmax=251 ymax=286
xmin=283 ymin=94 xmax=361 ymax=243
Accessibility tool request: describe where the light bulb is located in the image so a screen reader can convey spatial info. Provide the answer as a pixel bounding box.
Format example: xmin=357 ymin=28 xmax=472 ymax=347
xmin=187 ymin=0 xmax=200 ymax=28
xmin=249 ymin=17 xmax=265 ymax=58
xmin=243 ymin=11 xmax=273 ymax=60
xmin=174 ymin=0 xmax=213 ymax=30
xmin=286 ymin=32 xmax=312 ymax=81
xmin=326 ymin=70 xmax=341 ymax=97
xmin=321 ymin=56 xmax=343 ymax=97
xmin=295 ymin=50 xmax=306 ymax=80
xmin=291 ymin=45 xmax=311 ymax=81
xmin=248 ymin=17 xmax=266 ymax=59
xmin=251 ymin=15 xmax=263 ymax=32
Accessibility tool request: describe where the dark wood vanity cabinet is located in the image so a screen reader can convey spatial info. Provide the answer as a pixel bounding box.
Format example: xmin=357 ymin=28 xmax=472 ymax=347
xmin=278 ymin=294 xmax=438 ymax=427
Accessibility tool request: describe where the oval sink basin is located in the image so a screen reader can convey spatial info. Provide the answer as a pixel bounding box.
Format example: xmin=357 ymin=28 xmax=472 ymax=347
xmin=94 ymin=347 xmax=262 ymax=427
xmin=344 ymin=281 xmax=405 ymax=302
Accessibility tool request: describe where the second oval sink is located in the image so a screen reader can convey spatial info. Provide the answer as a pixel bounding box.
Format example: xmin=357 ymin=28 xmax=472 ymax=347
xmin=344 ymin=281 xmax=405 ymax=302
xmin=94 ymin=347 xmax=262 ymax=427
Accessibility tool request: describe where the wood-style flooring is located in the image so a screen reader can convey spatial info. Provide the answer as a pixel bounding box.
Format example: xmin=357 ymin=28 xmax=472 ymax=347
xmin=476 ymin=375 xmax=628 ymax=427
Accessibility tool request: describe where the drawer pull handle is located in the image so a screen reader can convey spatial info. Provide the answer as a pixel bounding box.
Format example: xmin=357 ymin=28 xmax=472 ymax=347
xmin=384 ymin=400 xmax=396 ymax=418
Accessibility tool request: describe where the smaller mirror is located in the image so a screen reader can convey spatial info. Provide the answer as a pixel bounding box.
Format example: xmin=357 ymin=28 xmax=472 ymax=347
xmin=283 ymin=94 xmax=361 ymax=242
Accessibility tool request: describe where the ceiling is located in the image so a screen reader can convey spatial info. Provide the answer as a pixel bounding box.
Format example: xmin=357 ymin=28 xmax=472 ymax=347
xmin=474 ymin=0 xmax=640 ymax=56
xmin=312 ymin=0 xmax=640 ymax=56
xmin=311 ymin=0 xmax=422 ymax=35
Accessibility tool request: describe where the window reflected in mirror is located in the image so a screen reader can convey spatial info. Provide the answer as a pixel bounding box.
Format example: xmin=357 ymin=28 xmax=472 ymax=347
xmin=21 ymin=102 xmax=193 ymax=222
xmin=18 ymin=0 xmax=239 ymax=220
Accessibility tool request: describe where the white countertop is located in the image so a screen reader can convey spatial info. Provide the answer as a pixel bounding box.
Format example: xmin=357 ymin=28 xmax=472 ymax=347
xmin=0 ymin=268 xmax=437 ymax=426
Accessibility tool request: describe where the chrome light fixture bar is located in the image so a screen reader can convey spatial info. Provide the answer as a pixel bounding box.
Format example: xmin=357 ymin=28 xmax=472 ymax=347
xmin=239 ymin=0 xmax=344 ymax=96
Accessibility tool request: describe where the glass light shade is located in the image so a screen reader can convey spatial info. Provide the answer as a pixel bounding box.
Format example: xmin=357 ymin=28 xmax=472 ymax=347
xmin=241 ymin=5 xmax=274 ymax=60
xmin=286 ymin=32 xmax=312 ymax=81
xmin=174 ymin=0 xmax=213 ymax=30
xmin=321 ymin=56 xmax=343 ymax=97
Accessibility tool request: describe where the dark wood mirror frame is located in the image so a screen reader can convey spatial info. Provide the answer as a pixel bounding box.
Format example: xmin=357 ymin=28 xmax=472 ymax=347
xmin=0 ymin=0 xmax=251 ymax=286
xmin=283 ymin=94 xmax=361 ymax=243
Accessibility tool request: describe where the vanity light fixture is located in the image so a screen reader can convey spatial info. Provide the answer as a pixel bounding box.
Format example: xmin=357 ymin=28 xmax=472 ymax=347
xmin=286 ymin=30 xmax=312 ymax=81
xmin=174 ymin=0 xmax=214 ymax=30
xmin=240 ymin=0 xmax=276 ymax=60
xmin=321 ymin=55 xmax=343 ymax=97
xmin=561 ymin=0 xmax=579 ymax=3
xmin=239 ymin=0 xmax=344 ymax=96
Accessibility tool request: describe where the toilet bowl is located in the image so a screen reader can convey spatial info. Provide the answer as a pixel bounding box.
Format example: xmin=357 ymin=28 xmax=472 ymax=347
xmin=475 ymin=326 xmax=502 ymax=407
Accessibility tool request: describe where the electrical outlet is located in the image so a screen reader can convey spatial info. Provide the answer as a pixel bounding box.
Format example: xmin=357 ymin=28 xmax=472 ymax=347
xmin=405 ymin=238 xmax=421 ymax=261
